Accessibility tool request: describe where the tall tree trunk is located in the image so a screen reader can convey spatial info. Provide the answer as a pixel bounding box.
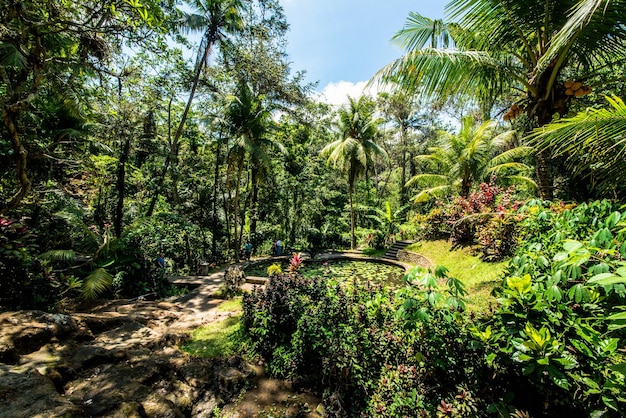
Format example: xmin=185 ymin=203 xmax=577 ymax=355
xmin=211 ymin=140 xmax=222 ymax=257
xmin=223 ymin=187 xmax=232 ymax=257
xmin=171 ymin=29 xmax=217 ymax=158
xmin=232 ymin=158 xmax=244 ymax=262
xmin=114 ymin=135 xmax=131 ymax=238
xmin=1 ymin=106 xmax=31 ymax=211
xmin=349 ymin=185 xmax=356 ymax=249
xmin=400 ymin=125 xmax=408 ymax=207
xmin=532 ymin=105 xmax=555 ymax=200
xmin=535 ymin=150 xmax=553 ymax=200
xmin=146 ymin=98 xmax=174 ymax=217
xmin=290 ymin=185 xmax=298 ymax=245
xmin=249 ymin=165 xmax=259 ymax=239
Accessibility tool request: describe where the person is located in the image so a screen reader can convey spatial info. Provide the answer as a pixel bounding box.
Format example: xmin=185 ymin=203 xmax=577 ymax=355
xmin=156 ymin=253 xmax=165 ymax=273
xmin=275 ymin=239 xmax=282 ymax=256
xmin=243 ymin=241 xmax=253 ymax=261
xmin=271 ymin=240 xmax=277 ymax=256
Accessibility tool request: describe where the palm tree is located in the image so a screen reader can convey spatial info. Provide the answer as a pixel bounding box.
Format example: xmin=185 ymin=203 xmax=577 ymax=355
xmin=530 ymin=95 xmax=626 ymax=197
xmin=145 ymin=0 xmax=245 ymax=216
xmin=378 ymin=90 xmax=431 ymax=207
xmin=225 ymin=81 xmax=285 ymax=260
xmin=407 ymin=117 xmax=533 ymax=202
xmin=321 ymin=96 xmax=387 ymax=249
xmin=377 ymin=0 xmax=626 ymax=199
xmin=176 ymin=0 xmax=244 ymax=144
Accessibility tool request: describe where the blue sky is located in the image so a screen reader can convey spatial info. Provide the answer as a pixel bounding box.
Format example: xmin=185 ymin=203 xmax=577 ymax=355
xmin=280 ymin=0 xmax=447 ymax=104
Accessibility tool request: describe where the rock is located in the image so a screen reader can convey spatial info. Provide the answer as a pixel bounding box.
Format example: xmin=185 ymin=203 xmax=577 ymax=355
xmin=109 ymin=401 xmax=145 ymax=418
xmin=11 ymin=325 xmax=54 ymax=355
xmin=190 ymin=392 xmax=219 ymax=417
xmin=0 ymin=367 xmax=85 ymax=418
xmin=0 ymin=343 xmax=19 ymax=365
xmin=142 ymin=394 xmax=185 ymax=418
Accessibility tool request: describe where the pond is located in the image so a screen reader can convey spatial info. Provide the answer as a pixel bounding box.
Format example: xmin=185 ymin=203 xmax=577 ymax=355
xmin=244 ymin=259 xmax=407 ymax=287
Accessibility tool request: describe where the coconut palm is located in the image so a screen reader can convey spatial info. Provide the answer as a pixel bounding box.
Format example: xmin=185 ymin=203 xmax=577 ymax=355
xmin=175 ymin=0 xmax=244 ymax=143
xmin=225 ymin=81 xmax=285 ymax=260
xmin=144 ymin=0 xmax=246 ymax=216
xmin=377 ymin=0 xmax=626 ymax=199
xmin=321 ymin=96 xmax=387 ymax=249
xmin=407 ymin=117 xmax=534 ymax=202
xmin=530 ymin=95 xmax=626 ymax=196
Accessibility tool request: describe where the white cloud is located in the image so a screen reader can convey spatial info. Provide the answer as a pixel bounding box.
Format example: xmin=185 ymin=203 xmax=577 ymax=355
xmin=319 ymin=80 xmax=384 ymax=107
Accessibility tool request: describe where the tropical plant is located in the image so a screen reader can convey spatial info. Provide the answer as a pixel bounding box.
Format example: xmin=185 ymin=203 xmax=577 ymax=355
xmin=225 ymin=81 xmax=285 ymax=260
xmin=530 ymin=95 xmax=626 ymax=197
xmin=321 ymin=95 xmax=387 ymax=248
xmin=145 ymin=0 xmax=246 ymax=216
xmin=378 ymin=0 xmax=626 ymax=199
xmin=475 ymin=200 xmax=626 ymax=415
xmin=367 ymin=201 xmax=408 ymax=248
xmin=406 ymin=116 xmax=533 ymax=202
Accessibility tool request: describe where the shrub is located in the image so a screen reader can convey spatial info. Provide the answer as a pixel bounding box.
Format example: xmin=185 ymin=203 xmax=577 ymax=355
xmin=242 ymin=268 xmax=493 ymax=416
xmin=416 ymin=183 xmax=523 ymax=261
xmin=475 ymin=200 xmax=626 ymax=416
xmin=0 ymin=216 xmax=57 ymax=311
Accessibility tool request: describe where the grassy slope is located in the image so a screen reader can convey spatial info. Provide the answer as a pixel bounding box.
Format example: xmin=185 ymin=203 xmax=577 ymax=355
xmin=405 ymin=240 xmax=507 ymax=311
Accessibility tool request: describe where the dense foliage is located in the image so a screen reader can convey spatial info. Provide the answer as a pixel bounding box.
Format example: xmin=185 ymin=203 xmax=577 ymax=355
xmin=242 ymin=200 xmax=626 ymax=416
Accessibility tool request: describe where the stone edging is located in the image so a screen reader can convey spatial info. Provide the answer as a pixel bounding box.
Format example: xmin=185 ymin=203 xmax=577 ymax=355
xmin=396 ymin=249 xmax=434 ymax=268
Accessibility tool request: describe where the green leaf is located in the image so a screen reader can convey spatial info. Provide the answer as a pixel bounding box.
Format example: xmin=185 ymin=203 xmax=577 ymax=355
xmin=596 ymin=338 xmax=619 ymax=356
xmin=563 ymin=240 xmax=583 ymax=253
xmin=608 ymin=363 xmax=626 ymax=375
xmin=588 ymin=275 xmax=626 ymax=286
xmin=82 ymin=268 xmax=113 ymax=300
xmin=602 ymin=396 xmax=618 ymax=411
xmin=606 ymin=312 xmax=626 ymax=321
xmin=606 ymin=212 xmax=621 ymax=229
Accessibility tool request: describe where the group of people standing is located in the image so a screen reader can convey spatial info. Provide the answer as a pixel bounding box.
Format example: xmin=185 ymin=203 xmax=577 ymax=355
xmin=241 ymin=239 xmax=282 ymax=261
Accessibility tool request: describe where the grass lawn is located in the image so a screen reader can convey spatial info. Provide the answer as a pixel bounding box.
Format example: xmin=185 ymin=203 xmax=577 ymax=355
xmin=180 ymin=297 xmax=243 ymax=358
xmin=405 ymin=240 xmax=508 ymax=312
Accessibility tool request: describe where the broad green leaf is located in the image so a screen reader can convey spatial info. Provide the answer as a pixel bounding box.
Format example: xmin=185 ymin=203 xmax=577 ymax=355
xmin=507 ymin=274 xmax=532 ymax=295
xmin=608 ymin=363 xmax=626 ymax=375
xmin=563 ymin=240 xmax=583 ymax=253
xmin=606 ymin=212 xmax=621 ymax=228
xmin=588 ymin=275 xmax=626 ymax=286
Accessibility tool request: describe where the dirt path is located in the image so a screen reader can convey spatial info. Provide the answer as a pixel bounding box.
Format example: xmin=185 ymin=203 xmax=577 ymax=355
xmin=0 ymin=260 xmax=324 ymax=418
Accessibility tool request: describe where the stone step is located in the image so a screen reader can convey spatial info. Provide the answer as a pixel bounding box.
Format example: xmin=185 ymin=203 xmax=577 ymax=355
xmin=245 ymin=276 xmax=269 ymax=286
xmin=383 ymin=240 xmax=413 ymax=260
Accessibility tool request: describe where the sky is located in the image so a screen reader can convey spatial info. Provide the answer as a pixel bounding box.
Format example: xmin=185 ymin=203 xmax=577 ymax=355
xmin=279 ymin=0 xmax=447 ymax=105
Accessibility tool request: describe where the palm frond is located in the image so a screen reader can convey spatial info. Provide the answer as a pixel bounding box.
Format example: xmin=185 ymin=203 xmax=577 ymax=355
xmin=487 ymin=146 xmax=534 ymax=168
xmin=81 ymin=268 xmax=113 ymax=300
xmin=405 ymin=173 xmax=449 ymax=188
xmin=411 ymin=185 xmax=452 ymax=203
xmin=39 ymin=250 xmax=77 ymax=263
xmin=503 ymin=175 xmax=538 ymax=190
xmin=392 ymin=12 xmax=455 ymax=50
xmin=538 ymin=0 xmax=626 ymax=77
xmin=487 ymin=162 xmax=532 ymax=175
xmin=375 ymin=48 xmax=524 ymax=100
xmin=530 ymin=95 xmax=626 ymax=191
